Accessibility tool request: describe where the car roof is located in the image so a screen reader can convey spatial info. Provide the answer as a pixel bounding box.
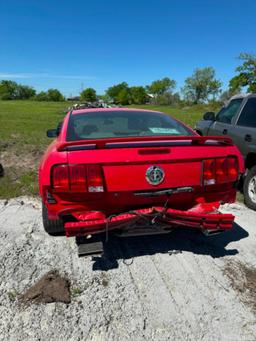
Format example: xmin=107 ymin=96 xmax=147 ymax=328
xmin=71 ymin=107 xmax=162 ymax=115
xmin=230 ymin=93 xmax=256 ymax=100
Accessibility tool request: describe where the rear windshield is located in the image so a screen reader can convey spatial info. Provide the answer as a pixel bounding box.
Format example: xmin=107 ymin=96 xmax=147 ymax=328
xmin=66 ymin=110 xmax=194 ymax=141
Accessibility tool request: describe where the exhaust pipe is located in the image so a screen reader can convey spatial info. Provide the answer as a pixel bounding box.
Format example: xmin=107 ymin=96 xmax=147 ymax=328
xmin=77 ymin=238 xmax=104 ymax=257
xmin=202 ymin=229 xmax=225 ymax=236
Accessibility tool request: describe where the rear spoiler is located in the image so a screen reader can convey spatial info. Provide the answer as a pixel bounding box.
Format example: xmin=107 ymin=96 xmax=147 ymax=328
xmin=57 ymin=136 xmax=234 ymax=152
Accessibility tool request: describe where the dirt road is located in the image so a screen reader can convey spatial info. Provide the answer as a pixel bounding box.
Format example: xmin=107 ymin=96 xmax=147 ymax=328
xmin=0 ymin=198 xmax=256 ymax=341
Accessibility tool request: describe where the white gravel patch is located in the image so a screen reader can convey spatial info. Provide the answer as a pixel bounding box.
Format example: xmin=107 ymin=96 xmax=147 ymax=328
xmin=0 ymin=197 xmax=256 ymax=341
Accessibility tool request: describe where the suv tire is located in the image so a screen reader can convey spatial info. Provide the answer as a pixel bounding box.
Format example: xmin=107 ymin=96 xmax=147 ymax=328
xmin=243 ymin=165 xmax=256 ymax=211
xmin=42 ymin=203 xmax=65 ymax=236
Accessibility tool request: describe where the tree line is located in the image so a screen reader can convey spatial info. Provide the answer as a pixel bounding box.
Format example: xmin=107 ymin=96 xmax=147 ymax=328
xmin=0 ymin=81 xmax=65 ymax=101
xmin=0 ymin=53 xmax=255 ymax=104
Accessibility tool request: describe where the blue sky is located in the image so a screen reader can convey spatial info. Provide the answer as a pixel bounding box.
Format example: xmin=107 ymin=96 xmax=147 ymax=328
xmin=0 ymin=0 xmax=255 ymax=96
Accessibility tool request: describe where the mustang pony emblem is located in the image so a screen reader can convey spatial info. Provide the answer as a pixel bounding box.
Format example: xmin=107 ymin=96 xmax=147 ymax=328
xmin=146 ymin=166 xmax=165 ymax=185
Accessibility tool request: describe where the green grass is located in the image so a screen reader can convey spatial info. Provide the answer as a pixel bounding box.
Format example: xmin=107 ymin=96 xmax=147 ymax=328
xmin=0 ymin=100 xmax=221 ymax=199
xmin=0 ymin=169 xmax=38 ymax=198
xmin=0 ymin=100 xmax=67 ymax=150
xmin=129 ymin=102 xmax=221 ymax=128
xmin=0 ymin=100 xmax=68 ymax=198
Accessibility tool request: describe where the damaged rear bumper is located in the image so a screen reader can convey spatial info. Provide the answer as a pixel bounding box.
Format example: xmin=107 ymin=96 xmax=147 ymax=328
xmin=64 ymin=201 xmax=234 ymax=237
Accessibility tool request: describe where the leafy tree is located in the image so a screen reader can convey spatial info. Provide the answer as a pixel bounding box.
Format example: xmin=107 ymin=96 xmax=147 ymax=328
xmin=47 ymin=88 xmax=65 ymax=101
xmin=146 ymin=77 xmax=176 ymax=97
xmin=105 ymin=82 xmax=129 ymax=103
xmin=36 ymin=91 xmax=49 ymax=101
xmin=0 ymin=80 xmax=35 ymax=100
xmin=219 ymin=89 xmax=237 ymax=103
xmin=157 ymin=92 xmax=180 ymax=106
xmin=97 ymin=94 xmax=109 ymax=102
xmin=80 ymin=87 xmax=97 ymax=102
xmin=17 ymin=85 xmax=36 ymax=99
xmin=116 ymin=88 xmax=131 ymax=105
xmin=0 ymin=80 xmax=19 ymax=99
xmin=182 ymin=67 xmax=221 ymax=104
xmin=130 ymin=86 xmax=148 ymax=104
xmin=36 ymin=89 xmax=65 ymax=101
xmin=229 ymin=53 xmax=256 ymax=93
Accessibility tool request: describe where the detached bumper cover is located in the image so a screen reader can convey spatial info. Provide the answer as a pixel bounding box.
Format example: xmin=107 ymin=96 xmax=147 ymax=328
xmin=64 ymin=201 xmax=234 ymax=237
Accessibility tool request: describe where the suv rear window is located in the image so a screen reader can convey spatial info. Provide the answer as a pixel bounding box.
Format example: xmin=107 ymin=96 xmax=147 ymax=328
xmin=66 ymin=111 xmax=194 ymax=141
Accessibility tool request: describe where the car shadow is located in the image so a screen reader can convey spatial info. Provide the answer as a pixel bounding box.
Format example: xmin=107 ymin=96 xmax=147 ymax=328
xmin=92 ymin=222 xmax=249 ymax=271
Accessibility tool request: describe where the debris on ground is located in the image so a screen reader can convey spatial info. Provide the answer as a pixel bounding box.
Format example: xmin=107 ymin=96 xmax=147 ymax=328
xmin=19 ymin=270 xmax=71 ymax=304
xmin=225 ymin=260 xmax=256 ymax=313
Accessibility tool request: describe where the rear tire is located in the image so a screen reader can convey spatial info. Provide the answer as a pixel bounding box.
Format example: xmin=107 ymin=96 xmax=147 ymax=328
xmin=243 ymin=165 xmax=256 ymax=211
xmin=0 ymin=163 xmax=4 ymax=177
xmin=42 ymin=203 xmax=65 ymax=236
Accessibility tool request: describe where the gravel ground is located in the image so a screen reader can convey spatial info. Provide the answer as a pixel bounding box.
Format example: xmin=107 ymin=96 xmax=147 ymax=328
xmin=0 ymin=197 xmax=256 ymax=341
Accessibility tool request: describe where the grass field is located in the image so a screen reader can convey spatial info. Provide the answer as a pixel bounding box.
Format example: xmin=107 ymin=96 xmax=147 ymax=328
xmin=0 ymin=101 xmax=68 ymax=198
xmin=0 ymin=100 xmax=221 ymax=198
xmin=129 ymin=103 xmax=221 ymax=127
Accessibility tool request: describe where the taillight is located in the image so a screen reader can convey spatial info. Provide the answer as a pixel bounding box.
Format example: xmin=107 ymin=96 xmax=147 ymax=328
xmin=203 ymin=159 xmax=216 ymax=185
xmin=51 ymin=164 xmax=104 ymax=192
xmin=203 ymin=157 xmax=238 ymax=186
xmin=87 ymin=165 xmax=104 ymax=192
xmin=69 ymin=165 xmax=87 ymax=192
xmin=227 ymin=157 xmax=239 ymax=182
xmin=52 ymin=165 xmax=69 ymax=191
xmin=216 ymin=158 xmax=228 ymax=183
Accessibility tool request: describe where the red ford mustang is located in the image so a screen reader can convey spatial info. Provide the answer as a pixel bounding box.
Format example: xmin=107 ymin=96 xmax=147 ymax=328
xmin=39 ymin=108 xmax=244 ymax=243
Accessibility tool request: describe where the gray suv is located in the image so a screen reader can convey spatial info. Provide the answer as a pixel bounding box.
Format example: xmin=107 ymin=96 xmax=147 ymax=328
xmin=195 ymin=93 xmax=256 ymax=210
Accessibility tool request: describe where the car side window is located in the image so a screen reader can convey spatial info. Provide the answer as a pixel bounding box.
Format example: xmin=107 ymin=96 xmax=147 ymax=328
xmin=216 ymin=99 xmax=243 ymax=124
xmin=237 ymin=98 xmax=256 ymax=128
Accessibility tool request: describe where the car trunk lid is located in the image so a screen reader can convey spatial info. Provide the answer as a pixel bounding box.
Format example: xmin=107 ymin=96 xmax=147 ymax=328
xmin=65 ymin=136 xmax=236 ymax=193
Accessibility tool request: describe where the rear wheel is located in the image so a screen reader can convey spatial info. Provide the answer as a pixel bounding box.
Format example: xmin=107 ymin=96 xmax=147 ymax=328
xmin=42 ymin=203 xmax=65 ymax=236
xmin=243 ymin=165 xmax=256 ymax=211
xmin=0 ymin=163 xmax=4 ymax=177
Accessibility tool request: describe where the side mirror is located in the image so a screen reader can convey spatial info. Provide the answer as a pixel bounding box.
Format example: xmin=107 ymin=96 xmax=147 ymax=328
xmin=203 ymin=112 xmax=216 ymax=121
xmin=47 ymin=129 xmax=57 ymax=138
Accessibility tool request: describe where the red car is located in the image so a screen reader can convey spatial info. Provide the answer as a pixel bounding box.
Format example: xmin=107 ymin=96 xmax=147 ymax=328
xmin=39 ymin=108 xmax=244 ymax=252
